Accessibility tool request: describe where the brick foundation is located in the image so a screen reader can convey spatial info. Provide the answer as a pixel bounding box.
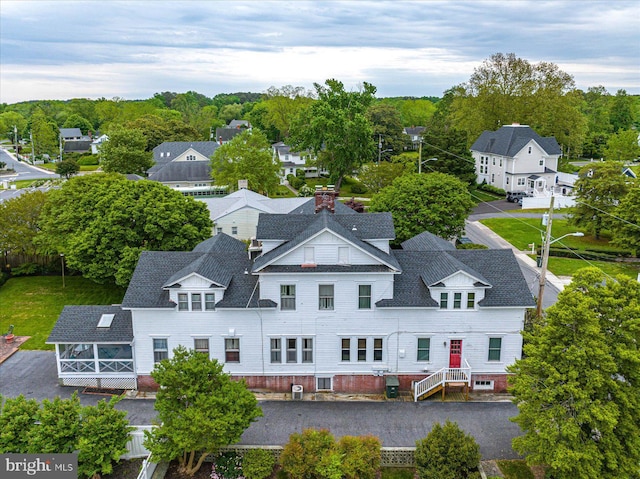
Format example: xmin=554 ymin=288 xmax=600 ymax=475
xmin=136 ymin=375 xmax=159 ymax=392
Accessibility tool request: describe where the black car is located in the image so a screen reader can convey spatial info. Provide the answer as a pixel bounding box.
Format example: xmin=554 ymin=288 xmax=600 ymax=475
xmin=506 ymin=191 xmax=530 ymax=204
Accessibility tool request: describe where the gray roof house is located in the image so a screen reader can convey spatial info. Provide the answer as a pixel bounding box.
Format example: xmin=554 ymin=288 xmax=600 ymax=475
xmin=148 ymin=141 xmax=222 ymax=197
xmin=471 ymin=124 xmax=562 ymax=196
xmin=48 ymin=186 xmax=535 ymax=397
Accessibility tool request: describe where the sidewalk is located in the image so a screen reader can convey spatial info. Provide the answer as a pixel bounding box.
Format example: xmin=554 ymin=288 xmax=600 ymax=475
xmin=468 ymin=220 xmax=571 ymax=291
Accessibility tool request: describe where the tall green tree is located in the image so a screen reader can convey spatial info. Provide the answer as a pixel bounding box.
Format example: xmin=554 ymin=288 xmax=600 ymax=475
xmin=609 ymin=89 xmax=634 ymax=132
xmin=144 ymin=346 xmax=262 ymax=476
xmin=508 ymin=268 xmax=640 ymax=479
xmin=570 ymin=161 xmax=631 ymax=239
xmin=580 ymin=86 xmax=612 ymax=159
xmin=0 ymin=190 xmax=48 ymax=256
xmin=211 ymin=129 xmax=280 ymax=195
xmin=30 ymin=107 xmax=59 ymax=158
xmin=611 ymin=185 xmax=640 ymax=256
xmin=289 ymin=79 xmax=377 ymax=189
xmin=369 ymin=172 xmax=474 ymax=243
xmin=56 ymin=159 xmax=80 ymax=179
xmin=357 ymin=159 xmax=414 ymax=194
xmin=99 ymin=125 xmax=152 ymax=174
xmin=126 ymin=114 xmax=200 ymax=151
xmin=366 ymin=103 xmax=405 ymax=160
xmin=36 ymin=174 xmax=212 ymax=286
xmin=0 ymin=111 xmax=27 ymax=142
xmin=603 ymin=129 xmax=640 ymax=162
xmin=262 ymin=85 xmax=314 ymax=140
xmin=450 ymin=53 xmax=586 ymax=156
xmin=62 ymin=113 xmax=94 ymax=135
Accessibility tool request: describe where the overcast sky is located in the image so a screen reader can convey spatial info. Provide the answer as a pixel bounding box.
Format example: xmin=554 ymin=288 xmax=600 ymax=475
xmin=1 ymin=0 xmax=639 ymax=104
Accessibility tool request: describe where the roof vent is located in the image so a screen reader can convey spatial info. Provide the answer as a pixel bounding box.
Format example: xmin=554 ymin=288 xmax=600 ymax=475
xmin=352 ymin=225 xmax=357 ymax=231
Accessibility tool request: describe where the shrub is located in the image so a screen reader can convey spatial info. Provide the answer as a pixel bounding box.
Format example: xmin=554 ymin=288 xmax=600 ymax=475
xmin=350 ymin=183 xmax=368 ymax=194
xmin=456 ymin=243 xmax=488 ymax=250
xmin=338 ymin=435 xmax=381 ymax=479
xmin=211 ymin=451 xmax=244 ymax=479
xmin=286 ymin=174 xmax=305 ymax=190
xmin=0 ymin=272 xmax=9 ymax=288
xmin=11 ymin=262 xmax=41 ymax=276
xmin=415 ymin=420 xmax=481 ymax=479
xmin=242 ymin=449 xmax=275 ymax=479
xmin=280 ymin=429 xmax=335 ymax=479
xmin=478 ymin=183 xmax=506 ymax=196
xmin=77 ymin=155 xmax=99 ymax=166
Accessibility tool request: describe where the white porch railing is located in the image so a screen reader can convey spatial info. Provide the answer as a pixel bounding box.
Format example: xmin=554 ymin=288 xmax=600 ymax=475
xmin=136 ymin=453 xmax=157 ymax=479
xmin=413 ymin=360 xmax=471 ymax=402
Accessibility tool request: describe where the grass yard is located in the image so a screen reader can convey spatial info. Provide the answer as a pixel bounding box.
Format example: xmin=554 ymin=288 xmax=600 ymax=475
xmin=545 ymin=257 xmax=640 ymax=278
xmin=496 ymin=460 xmax=536 ymax=479
xmin=470 ymin=189 xmax=503 ymax=203
xmin=379 ymin=468 xmax=415 ymax=479
xmin=479 ymin=217 xmax=620 ymax=252
xmin=0 ymin=276 xmax=125 ymax=350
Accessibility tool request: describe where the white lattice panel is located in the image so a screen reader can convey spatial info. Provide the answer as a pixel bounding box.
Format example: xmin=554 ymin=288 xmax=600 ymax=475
xmin=61 ymin=376 xmax=137 ymax=389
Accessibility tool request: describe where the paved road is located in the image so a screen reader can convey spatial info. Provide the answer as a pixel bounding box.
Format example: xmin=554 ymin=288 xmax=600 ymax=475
xmin=0 ymin=147 xmax=57 ymax=181
xmin=0 ymin=351 xmax=522 ymax=459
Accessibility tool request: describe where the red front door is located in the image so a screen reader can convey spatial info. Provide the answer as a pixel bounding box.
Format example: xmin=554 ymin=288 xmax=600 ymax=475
xmin=449 ymin=340 xmax=462 ymax=368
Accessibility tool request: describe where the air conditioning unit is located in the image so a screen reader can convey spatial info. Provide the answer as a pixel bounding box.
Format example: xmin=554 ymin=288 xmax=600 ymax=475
xmin=291 ymin=384 xmax=303 ymax=400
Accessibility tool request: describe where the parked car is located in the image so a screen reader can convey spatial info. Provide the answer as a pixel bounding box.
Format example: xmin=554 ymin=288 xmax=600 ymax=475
xmin=506 ymin=191 xmax=530 ymax=204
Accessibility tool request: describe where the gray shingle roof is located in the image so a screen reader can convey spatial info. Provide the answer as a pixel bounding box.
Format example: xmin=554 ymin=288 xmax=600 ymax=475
xmin=192 ymin=233 xmax=247 ymax=253
xmin=253 ymin=209 xmax=400 ymax=272
xmin=152 ymin=141 xmax=220 ymax=164
xmin=215 ymin=128 xmax=244 ymax=142
xmin=60 ymin=128 xmax=82 ymax=138
xmin=148 ymin=161 xmax=212 ymax=183
xmin=376 ymin=249 xmax=535 ymax=308
xmin=47 ymin=306 xmax=133 ymax=343
xmin=471 ymin=125 xmax=561 ymax=157
xmin=401 ymin=231 xmax=456 ymax=251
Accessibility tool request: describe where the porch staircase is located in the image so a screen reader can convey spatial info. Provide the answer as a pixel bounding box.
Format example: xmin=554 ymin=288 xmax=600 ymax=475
xmin=413 ymin=360 xmax=471 ymax=402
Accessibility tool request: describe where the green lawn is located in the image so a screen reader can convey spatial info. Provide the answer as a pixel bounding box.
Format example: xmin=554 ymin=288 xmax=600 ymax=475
xmin=0 ymin=276 xmax=125 ymax=350
xmin=497 ymin=460 xmax=535 ymax=479
xmin=544 ymin=256 xmax=640 ymax=278
xmin=470 ymin=189 xmax=503 ymax=203
xmin=479 ymin=217 xmax=620 ymax=252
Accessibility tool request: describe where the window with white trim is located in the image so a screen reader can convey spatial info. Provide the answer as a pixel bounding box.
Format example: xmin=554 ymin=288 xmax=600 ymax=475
xmin=194 ymin=338 xmax=209 ymax=354
xmin=440 ymin=292 xmax=448 ymax=309
xmin=232 ymin=226 xmax=238 ymax=235
xmin=319 ymin=284 xmax=334 ymax=310
xmin=488 ymin=337 xmax=502 ymax=361
xmin=417 ymin=338 xmax=430 ymax=361
xmin=453 ymin=292 xmax=462 ymax=309
xmin=178 ymin=293 xmax=188 ymax=311
xmin=205 ymin=293 xmax=216 ymax=311
xmin=302 ymin=338 xmax=313 ymax=363
xmin=358 ymin=285 xmax=372 ymax=309
xmin=317 ymin=377 xmax=332 ymax=390
xmin=216 ymin=227 xmax=223 ymax=234
xmin=191 ymin=293 xmax=202 ymax=311
xmin=373 ymin=338 xmax=383 ymax=362
xmin=270 ymin=338 xmax=281 ymax=363
xmin=474 ymin=380 xmax=494 ymax=390
xmin=467 ymin=292 xmax=476 ymax=309
xmin=341 ymin=338 xmax=350 ymax=361
xmin=280 ymin=285 xmax=296 ymax=310
xmin=517 ymin=178 xmax=525 ymax=186
xmin=225 ymin=338 xmax=240 ymax=363
xmin=357 ymin=338 xmax=367 ymax=361
xmin=186 ymin=154 xmax=196 ymax=161
xmin=153 ymin=338 xmax=168 ymax=363
xmin=286 ymin=338 xmax=297 ymax=363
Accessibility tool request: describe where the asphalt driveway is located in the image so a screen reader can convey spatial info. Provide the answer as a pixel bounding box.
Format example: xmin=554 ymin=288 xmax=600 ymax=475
xmin=0 ymin=351 xmax=522 ymax=459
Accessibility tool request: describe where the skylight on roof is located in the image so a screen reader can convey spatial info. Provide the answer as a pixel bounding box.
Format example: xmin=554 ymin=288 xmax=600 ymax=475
xmin=97 ymin=314 xmax=115 ymax=328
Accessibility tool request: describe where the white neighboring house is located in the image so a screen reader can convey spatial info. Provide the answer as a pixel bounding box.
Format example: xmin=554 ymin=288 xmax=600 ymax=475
xmin=272 ymin=142 xmax=327 ymax=182
xmin=91 ymin=134 xmax=109 ymax=155
xmin=403 ymin=126 xmax=426 ymax=150
xmin=48 ymin=187 xmax=535 ymax=397
xmin=197 ymin=188 xmax=338 ymax=240
xmin=471 ymin=124 xmax=563 ymax=196
xmin=147 ymin=141 xmax=225 ymax=197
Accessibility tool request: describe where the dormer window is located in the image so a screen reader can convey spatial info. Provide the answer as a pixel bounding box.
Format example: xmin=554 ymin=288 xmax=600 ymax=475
xmin=186 ymin=154 xmax=196 ymax=161
xmin=177 ymin=292 xmax=215 ymax=311
xmin=178 ymin=293 xmax=188 ymax=311
xmin=440 ymin=293 xmax=448 ymax=309
xmin=191 ymin=293 xmax=202 ymax=311
xmin=467 ymin=292 xmax=476 ymax=308
xmin=453 ymin=293 xmax=462 ymax=309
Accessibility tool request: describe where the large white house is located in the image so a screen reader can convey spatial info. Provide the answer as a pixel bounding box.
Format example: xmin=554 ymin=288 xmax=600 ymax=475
xmin=47 ymin=188 xmax=534 ymax=397
xmin=471 ymin=124 xmax=562 ymax=195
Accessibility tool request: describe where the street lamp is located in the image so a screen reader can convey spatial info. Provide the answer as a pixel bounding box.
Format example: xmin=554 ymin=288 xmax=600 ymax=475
xmin=419 ymin=157 xmax=437 ymax=174
xmin=536 ymin=209 xmax=583 ymax=317
xmin=60 ymin=253 xmax=65 ymax=288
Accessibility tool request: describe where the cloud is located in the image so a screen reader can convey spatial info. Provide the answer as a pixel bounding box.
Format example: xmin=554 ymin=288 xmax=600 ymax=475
xmin=1 ymin=0 xmax=638 ymax=103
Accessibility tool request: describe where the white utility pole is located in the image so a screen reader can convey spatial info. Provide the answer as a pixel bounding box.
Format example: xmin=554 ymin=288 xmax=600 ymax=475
xmin=537 ymin=195 xmax=554 ymax=317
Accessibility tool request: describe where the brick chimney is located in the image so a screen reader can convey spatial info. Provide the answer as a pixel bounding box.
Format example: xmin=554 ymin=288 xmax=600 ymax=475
xmin=314 ymin=185 xmax=337 ymax=213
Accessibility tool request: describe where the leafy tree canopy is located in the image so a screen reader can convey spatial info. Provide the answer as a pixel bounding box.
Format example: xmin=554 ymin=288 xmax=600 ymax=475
xmin=211 ymin=129 xmax=280 ymax=195
xmin=289 ymin=79 xmax=377 ymax=189
xmin=36 ymin=174 xmax=212 ymax=286
xmin=369 ymin=172 xmax=474 ymax=243
xmin=99 ymin=125 xmax=153 ymax=174
xmin=569 ymin=161 xmax=631 ymax=239
xmin=62 ymin=113 xmax=94 ymax=135
xmin=126 ymin=114 xmax=200 ymax=151
xmin=0 ymin=189 xmax=48 ymax=256
xmin=144 ymin=346 xmax=262 ymax=475
xmin=366 ymin=103 xmax=405 ymax=159
xmin=603 ymin=129 xmax=640 ymax=162
xmin=509 ymin=267 xmax=640 ymax=479
xmin=611 ymin=185 xmax=640 ymax=256
xmin=56 ymin=159 xmax=80 ymax=179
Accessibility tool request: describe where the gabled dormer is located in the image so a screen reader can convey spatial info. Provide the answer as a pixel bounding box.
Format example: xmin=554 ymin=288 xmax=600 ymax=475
xmin=425 ymin=269 xmax=492 ymax=310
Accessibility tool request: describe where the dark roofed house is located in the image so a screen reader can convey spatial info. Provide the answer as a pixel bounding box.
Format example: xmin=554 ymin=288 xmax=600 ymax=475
xmin=48 ymin=186 xmax=534 ymax=397
xmin=148 ymin=141 xmax=223 ymax=197
xmin=471 ymin=124 xmax=562 ymax=197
